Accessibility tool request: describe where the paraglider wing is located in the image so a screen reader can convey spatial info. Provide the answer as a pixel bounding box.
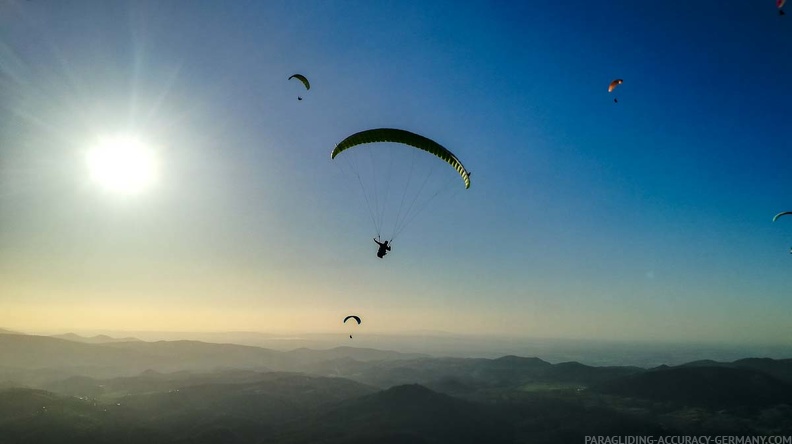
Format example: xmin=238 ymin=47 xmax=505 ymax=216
xmin=331 ymin=128 xmax=471 ymax=189
xmin=779 ymin=0 xmax=786 ymax=9
xmin=343 ymin=315 xmax=361 ymax=324
xmin=608 ymin=79 xmax=623 ymax=92
xmin=288 ymin=74 xmax=310 ymax=90
xmin=773 ymin=211 xmax=792 ymax=222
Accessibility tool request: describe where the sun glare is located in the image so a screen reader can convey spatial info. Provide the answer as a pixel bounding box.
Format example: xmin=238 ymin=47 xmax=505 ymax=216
xmin=86 ymin=135 xmax=159 ymax=195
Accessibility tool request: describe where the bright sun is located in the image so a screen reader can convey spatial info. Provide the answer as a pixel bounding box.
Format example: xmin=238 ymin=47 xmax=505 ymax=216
xmin=86 ymin=134 xmax=159 ymax=195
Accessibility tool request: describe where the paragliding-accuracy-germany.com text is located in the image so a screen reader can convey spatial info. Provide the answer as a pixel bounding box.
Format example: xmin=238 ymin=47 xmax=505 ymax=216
xmin=584 ymin=436 xmax=792 ymax=444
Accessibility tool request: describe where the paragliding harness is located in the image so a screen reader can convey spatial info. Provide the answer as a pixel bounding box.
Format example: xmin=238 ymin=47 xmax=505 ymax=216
xmin=374 ymin=236 xmax=392 ymax=258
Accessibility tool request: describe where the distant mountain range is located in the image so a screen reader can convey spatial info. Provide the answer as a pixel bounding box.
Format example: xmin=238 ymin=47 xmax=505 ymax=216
xmin=1 ymin=331 xmax=791 ymax=442
xmin=50 ymin=333 xmax=142 ymax=344
xmin=0 ymin=373 xmax=377 ymax=444
xmin=1 ymin=332 xmax=791 ymax=406
xmin=273 ymin=384 xmax=515 ymax=444
xmin=0 ymin=333 xmax=426 ymax=385
xmin=3 ymin=372 xmax=773 ymax=443
xmin=594 ymin=365 xmax=792 ymax=408
xmin=6 ymin=327 xmax=789 ymax=367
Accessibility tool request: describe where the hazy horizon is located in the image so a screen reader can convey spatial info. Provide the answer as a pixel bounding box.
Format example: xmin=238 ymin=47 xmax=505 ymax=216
xmin=4 ymin=326 xmax=791 ymax=368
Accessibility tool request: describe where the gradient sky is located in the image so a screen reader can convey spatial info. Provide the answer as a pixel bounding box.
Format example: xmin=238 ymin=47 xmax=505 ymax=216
xmin=1 ymin=0 xmax=791 ymax=344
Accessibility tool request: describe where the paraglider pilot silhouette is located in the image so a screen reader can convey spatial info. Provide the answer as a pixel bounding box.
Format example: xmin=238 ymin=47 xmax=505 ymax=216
xmin=373 ymin=237 xmax=391 ymax=258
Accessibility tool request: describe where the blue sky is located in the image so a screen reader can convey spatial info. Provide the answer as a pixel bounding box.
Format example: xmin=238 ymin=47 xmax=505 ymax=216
xmin=0 ymin=0 xmax=790 ymax=345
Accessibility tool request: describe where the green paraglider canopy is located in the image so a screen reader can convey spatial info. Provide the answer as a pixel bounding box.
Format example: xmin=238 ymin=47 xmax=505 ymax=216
xmin=343 ymin=315 xmax=361 ymax=324
xmin=331 ymin=128 xmax=471 ymax=189
xmin=773 ymin=212 xmax=792 ymax=255
xmin=773 ymin=211 xmax=792 ymax=222
xmin=288 ymin=74 xmax=310 ymax=90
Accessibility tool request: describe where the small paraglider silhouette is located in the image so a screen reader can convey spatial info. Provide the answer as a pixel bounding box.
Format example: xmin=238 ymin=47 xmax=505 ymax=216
xmin=772 ymin=211 xmax=792 ymax=253
xmin=344 ymin=315 xmax=361 ymax=339
xmin=608 ymin=79 xmax=623 ymax=103
xmin=288 ymin=74 xmax=310 ymax=101
xmin=778 ymin=0 xmax=786 ymax=15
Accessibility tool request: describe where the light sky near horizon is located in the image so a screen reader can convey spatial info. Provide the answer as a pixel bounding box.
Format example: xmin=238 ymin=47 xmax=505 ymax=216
xmin=1 ymin=0 xmax=791 ymax=345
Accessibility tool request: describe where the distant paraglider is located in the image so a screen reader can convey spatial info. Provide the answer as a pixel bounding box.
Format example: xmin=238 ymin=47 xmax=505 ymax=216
xmin=344 ymin=315 xmax=361 ymax=339
xmin=288 ymin=74 xmax=310 ymax=100
xmin=773 ymin=211 xmax=792 ymax=254
xmin=609 ymin=79 xmax=623 ymax=103
xmin=779 ymin=0 xmax=786 ymax=15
